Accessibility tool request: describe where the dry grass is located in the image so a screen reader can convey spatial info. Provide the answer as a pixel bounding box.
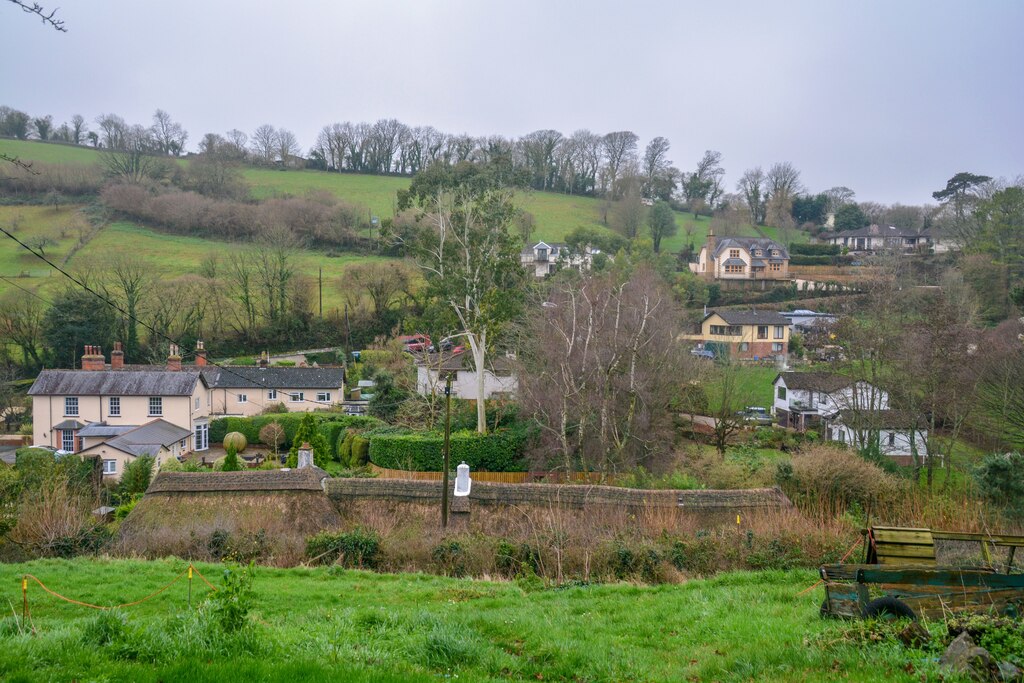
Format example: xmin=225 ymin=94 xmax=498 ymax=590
xmin=9 ymin=476 xmax=98 ymax=557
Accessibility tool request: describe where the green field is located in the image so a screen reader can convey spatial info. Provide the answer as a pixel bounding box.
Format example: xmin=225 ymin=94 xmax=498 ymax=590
xmin=0 ymin=205 xmax=387 ymax=312
xmin=0 ymin=558 xmax=940 ymax=682
xmin=0 ymin=139 xmax=777 ymax=255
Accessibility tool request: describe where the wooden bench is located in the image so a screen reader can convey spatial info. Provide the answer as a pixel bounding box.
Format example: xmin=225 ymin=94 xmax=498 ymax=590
xmin=864 ymin=526 xmax=937 ymax=565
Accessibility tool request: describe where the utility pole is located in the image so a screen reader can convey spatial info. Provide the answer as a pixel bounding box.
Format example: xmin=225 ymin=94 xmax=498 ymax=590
xmin=318 ymin=267 xmax=323 ymax=318
xmin=441 ymin=375 xmax=452 ymax=529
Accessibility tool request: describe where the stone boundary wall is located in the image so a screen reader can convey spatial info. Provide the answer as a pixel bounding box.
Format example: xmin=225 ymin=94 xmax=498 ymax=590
xmin=327 ymin=478 xmax=792 ymax=511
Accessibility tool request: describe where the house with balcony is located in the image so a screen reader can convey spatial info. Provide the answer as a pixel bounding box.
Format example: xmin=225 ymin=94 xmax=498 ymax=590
xmin=694 ymin=232 xmax=790 ymax=282
xmin=681 ymin=310 xmax=790 ymax=360
xmin=520 ymin=241 xmax=595 ymax=278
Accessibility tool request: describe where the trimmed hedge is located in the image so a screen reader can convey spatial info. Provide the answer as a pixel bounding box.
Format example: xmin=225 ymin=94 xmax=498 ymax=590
xmin=789 ymin=243 xmax=840 ymax=256
xmin=209 ymin=413 xmax=382 ymax=458
xmin=368 ymin=429 xmax=528 ymax=472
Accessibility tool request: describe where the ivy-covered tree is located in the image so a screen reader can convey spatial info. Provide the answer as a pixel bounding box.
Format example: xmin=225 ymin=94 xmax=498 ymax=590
xmin=42 ymin=289 xmax=118 ymax=368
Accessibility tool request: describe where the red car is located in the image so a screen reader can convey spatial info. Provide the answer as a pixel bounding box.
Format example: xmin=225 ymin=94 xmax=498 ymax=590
xmin=397 ymin=334 xmax=433 ymax=353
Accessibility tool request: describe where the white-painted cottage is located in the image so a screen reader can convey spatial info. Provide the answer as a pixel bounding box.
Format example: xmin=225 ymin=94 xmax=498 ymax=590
xmin=415 ymin=352 xmax=518 ymax=401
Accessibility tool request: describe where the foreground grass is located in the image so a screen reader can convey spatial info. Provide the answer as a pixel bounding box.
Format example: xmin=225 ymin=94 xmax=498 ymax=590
xmin=0 ymin=557 xmax=940 ymax=682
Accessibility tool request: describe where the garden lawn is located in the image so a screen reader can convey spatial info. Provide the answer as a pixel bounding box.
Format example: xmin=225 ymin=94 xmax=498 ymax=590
xmin=707 ymin=364 xmax=782 ymax=413
xmin=0 ymin=557 xmax=938 ymax=682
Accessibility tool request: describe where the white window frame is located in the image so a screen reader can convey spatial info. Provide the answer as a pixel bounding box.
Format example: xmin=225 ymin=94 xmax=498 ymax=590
xmin=289 ymin=392 xmax=304 ymax=403
xmin=64 ymin=397 xmax=79 ymax=417
xmin=102 ymin=459 xmax=117 ymax=474
xmin=148 ymin=396 xmax=162 ymax=417
xmin=180 ymin=438 xmax=187 ymax=450
xmin=738 ymin=342 xmax=750 ymax=352
xmin=777 ymin=386 xmax=787 ymax=400
xmin=61 ymin=429 xmax=75 ymax=452
xmin=774 ymin=325 xmax=785 ymax=339
xmin=316 ymin=392 xmax=331 ymax=403
xmin=772 ymin=342 xmax=784 ymax=352
xmin=267 ymin=389 xmax=277 ymax=400
xmin=195 ymin=397 xmax=200 ymax=410
xmin=237 ymin=394 xmax=248 ymax=404
xmin=109 ymin=396 xmax=120 ymax=416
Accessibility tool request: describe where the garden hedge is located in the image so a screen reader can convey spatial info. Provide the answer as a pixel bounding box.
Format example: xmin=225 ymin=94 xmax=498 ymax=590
xmin=368 ymin=429 xmax=529 ymax=472
xmin=789 ymin=243 xmax=840 ymax=256
xmin=209 ymin=413 xmax=382 ymax=458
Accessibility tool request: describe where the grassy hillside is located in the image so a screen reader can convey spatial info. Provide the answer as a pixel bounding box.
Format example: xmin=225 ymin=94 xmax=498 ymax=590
xmin=0 ymin=139 xmax=788 ymax=254
xmin=0 ymin=205 xmax=385 ymax=312
xmin=0 ymin=558 xmax=933 ymax=682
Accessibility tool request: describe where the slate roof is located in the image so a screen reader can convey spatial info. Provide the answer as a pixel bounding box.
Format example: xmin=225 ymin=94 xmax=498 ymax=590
xmin=521 ymin=241 xmax=567 ymax=256
xmin=53 ymin=419 xmax=87 ymax=431
xmin=29 ymin=370 xmax=204 ymax=397
xmin=148 ymin=468 xmax=329 ymax=493
xmin=710 ymin=310 xmax=789 ymax=326
xmin=99 ymin=419 xmax=192 ymax=457
xmin=201 ymin=367 xmax=345 ymax=390
xmin=78 ymin=422 xmax=138 ymax=438
xmin=709 ymin=237 xmax=789 ymax=261
xmin=413 ymin=351 xmax=515 ymax=375
xmin=774 ymin=371 xmax=854 ymax=393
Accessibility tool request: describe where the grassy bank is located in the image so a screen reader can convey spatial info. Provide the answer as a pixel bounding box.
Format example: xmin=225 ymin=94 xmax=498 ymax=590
xmin=0 ymin=557 xmax=935 ymax=682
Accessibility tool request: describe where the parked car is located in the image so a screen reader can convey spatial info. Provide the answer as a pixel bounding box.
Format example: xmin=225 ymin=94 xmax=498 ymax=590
xmin=397 ymin=334 xmax=433 ymax=353
xmin=735 ymin=407 xmax=772 ymax=425
xmin=438 ymin=336 xmax=465 ymax=353
xmin=690 ymin=348 xmax=716 ymax=360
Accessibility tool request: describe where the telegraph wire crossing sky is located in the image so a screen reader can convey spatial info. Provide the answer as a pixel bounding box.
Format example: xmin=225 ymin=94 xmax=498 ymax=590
xmin=2 ymin=0 xmax=1021 ymax=205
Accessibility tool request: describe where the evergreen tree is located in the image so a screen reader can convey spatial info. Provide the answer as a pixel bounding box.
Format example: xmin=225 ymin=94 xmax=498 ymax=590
xmin=287 ymin=413 xmax=331 ymax=467
xmin=221 ymin=443 xmax=242 ymax=471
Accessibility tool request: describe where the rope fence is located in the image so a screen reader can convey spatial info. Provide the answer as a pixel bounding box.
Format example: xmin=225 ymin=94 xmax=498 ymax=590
xmin=19 ymin=563 xmax=218 ymax=624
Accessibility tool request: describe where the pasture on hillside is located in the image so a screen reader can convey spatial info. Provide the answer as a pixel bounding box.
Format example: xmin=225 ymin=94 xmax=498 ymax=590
xmin=0 ymin=139 xmax=789 ymax=257
xmin=0 ymin=204 xmax=389 ymax=313
xmin=0 ymin=558 xmax=941 ymax=682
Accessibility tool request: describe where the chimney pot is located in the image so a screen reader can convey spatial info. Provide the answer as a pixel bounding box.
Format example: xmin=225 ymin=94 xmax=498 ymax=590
xmin=111 ymin=341 xmax=125 ymax=370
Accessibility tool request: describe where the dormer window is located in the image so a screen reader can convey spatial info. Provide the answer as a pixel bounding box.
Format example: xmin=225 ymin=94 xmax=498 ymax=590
xmin=753 ymin=249 xmax=762 ymax=257
xmin=771 ymin=249 xmax=780 ymax=257
xmin=729 ymin=249 xmax=740 ymax=258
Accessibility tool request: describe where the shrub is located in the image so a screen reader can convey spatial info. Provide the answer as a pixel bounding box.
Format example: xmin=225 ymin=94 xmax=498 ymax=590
xmin=118 ymin=456 xmax=155 ymax=497
xmin=351 ymin=435 xmax=370 ymax=467
xmin=368 ymin=429 xmax=528 ymax=472
xmin=669 ymin=537 xmax=719 ymax=576
xmin=337 ymin=430 xmax=355 ymax=467
xmin=286 ymin=414 xmax=331 ymax=467
xmin=305 ymin=528 xmax=382 ymax=568
xmin=974 ymin=452 xmax=1024 ymax=517
xmin=221 ymin=444 xmax=242 ymax=472
xmin=778 ymin=444 xmax=903 ymax=510
xmin=431 ymin=539 xmax=468 ymax=577
xmin=259 ymin=422 xmax=286 ymax=461
xmin=209 ymin=414 xmax=381 ymax=453
xmin=223 ymin=432 xmax=248 ymax=453
xmin=495 ymin=540 xmax=541 ymax=578
xmin=207 ymin=563 xmax=256 ymax=633
xmin=608 ymin=541 xmax=662 ymax=582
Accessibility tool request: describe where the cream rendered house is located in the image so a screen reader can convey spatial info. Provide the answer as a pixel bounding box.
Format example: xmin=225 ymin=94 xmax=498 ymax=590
xmin=695 ymin=232 xmax=790 ymax=281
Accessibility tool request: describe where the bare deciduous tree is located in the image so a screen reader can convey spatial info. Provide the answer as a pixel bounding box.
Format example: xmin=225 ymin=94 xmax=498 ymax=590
xmin=738 ymin=167 xmax=767 ymax=225
xmin=517 ymin=267 xmax=692 ymax=474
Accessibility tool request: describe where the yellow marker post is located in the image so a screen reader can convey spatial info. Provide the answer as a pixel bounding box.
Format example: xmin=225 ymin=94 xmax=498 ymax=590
xmin=736 ymin=514 xmax=741 ymax=526
xmin=188 ymin=566 xmax=193 ymax=608
xmin=22 ymin=576 xmax=28 ymax=620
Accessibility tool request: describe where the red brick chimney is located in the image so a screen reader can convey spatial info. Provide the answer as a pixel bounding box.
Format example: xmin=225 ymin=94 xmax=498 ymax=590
xmin=195 ymin=340 xmax=207 ymax=367
xmin=111 ymin=341 xmax=124 ymax=370
xmin=81 ymin=345 xmax=105 ymax=371
xmin=167 ymin=343 xmax=182 ymax=372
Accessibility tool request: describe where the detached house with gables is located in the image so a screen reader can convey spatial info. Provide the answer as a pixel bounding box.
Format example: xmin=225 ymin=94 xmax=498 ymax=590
xmin=682 ymin=309 xmax=790 ymax=360
xmin=694 ymin=231 xmax=790 ymax=284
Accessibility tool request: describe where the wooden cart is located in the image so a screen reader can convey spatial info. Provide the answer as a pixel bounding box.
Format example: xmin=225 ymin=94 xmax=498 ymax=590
xmin=820 ymin=526 xmax=1024 ymax=620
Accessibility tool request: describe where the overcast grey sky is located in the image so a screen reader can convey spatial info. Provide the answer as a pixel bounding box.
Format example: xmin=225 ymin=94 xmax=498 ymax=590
xmin=3 ymin=0 xmax=1022 ymax=204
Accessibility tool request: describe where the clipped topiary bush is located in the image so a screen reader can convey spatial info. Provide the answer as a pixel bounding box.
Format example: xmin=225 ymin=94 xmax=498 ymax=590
xmin=223 ymin=432 xmax=248 ymax=453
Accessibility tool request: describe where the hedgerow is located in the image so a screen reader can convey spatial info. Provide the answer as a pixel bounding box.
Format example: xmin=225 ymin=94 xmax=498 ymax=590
xmin=368 ymin=429 xmax=529 ymax=472
xmin=209 ymin=414 xmax=382 ymax=458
